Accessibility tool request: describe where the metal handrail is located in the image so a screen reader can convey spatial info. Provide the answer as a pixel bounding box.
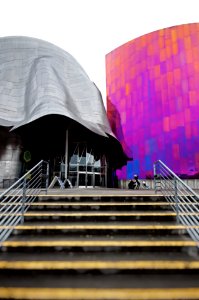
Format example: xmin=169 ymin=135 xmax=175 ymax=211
xmin=154 ymin=160 xmax=199 ymax=245
xmin=0 ymin=160 xmax=49 ymax=244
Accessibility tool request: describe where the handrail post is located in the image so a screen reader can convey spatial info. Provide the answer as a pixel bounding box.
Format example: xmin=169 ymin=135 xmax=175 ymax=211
xmin=46 ymin=162 xmax=49 ymax=194
xmin=174 ymin=177 xmax=179 ymax=223
xmin=153 ymin=162 xmax=157 ymax=193
xmin=153 ymin=159 xmax=199 ymax=245
xmin=21 ymin=177 xmax=27 ymax=224
xmin=0 ymin=160 xmax=50 ymax=243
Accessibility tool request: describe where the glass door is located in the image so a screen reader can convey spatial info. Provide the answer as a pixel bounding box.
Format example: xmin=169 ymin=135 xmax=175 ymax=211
xmin=68 ymin=142 xmax=107 ymax=188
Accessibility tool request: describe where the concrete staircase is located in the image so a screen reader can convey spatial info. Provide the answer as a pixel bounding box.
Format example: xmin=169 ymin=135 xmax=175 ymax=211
xmin=0 ymin=189 xmax=199 ymax=299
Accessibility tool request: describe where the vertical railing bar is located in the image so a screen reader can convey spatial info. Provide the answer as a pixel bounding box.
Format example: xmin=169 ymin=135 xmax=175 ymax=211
xmin=0 ymin=160 xmax=49 ymax=244
xmin=153 ymin=160 xmax=199 ymax=246
xmin=0 ymin=185 xmax=24 ymax=204
xmin=27 ymin=177 xmax=42 ymax=192
xmin=21 ymin=178 xmax=26 ymax=224
xmin=174 ymin=178 xmax=179 ymax=223
xmin=0 ymin=206 xmax=23 ymax=226
xmin=0 ymin=216 xmax=21 ymax=242
xmin=46 ymin=162 xmax=49 ymax=194
xmin=156 ymin=160 xmax=199 ymax=197
xmin=0 ymin=198 xmax=24 ymax=220
xmin=0 ymin=181 xmax=24 ymax=202
xmin=158 ymin=176 xmax=174 ymax=191
xmin=153 ymin=163 xmax=158 ymax=193
xmin=0 ymin=160 xmax=44 ymax=199
xmin=0 ymin=194 xmax=22 ymax=207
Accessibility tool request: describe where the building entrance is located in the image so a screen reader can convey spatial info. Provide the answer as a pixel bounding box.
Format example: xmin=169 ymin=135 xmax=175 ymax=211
xmin=68 ymin=143 xmax=107 ymax=188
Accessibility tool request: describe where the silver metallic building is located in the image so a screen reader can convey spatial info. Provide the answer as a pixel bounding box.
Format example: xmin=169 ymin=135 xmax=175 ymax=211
xmin=0 ymin=36 xmax=127 ymax=188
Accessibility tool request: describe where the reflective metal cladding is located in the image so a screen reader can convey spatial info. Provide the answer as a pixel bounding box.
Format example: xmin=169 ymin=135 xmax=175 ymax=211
xmin=0 ymin=36 xmax=113 ymax=138
xmin=106 ymin=23 xmax=199 ymax=179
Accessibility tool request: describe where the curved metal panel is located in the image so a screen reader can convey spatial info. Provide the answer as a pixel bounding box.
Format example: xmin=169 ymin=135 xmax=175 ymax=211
xmin=106 ymin=23 xmax=199 ymax=179
xmin=0 ymin=36 xmax=112 ymax=137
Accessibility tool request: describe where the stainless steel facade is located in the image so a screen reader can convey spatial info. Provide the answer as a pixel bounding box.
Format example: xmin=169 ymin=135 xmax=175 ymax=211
xmin=0 ymin=36 xmax=113 ymax=137
xmin=0 ymin=36 xmax=124 ymax=187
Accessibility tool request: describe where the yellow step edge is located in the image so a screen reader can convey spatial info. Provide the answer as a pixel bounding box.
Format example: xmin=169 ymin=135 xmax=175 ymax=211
xmin=0 ymin=287 xmax=199 ymax=300
xmin=0 ymin=202 xmax=170 ymax=206
xmin=1 ymin=194 xmax=163 ymax=198
xmin=2 ymin=212 xmax=199 ymax=217
xmin=39 ymin=194 xmax=163 ymax=197
xmin=0 ymin=260 xmax=199 ymax=270
xmin=2 ymin=240 xmax=198 ymax=247
xmin=0 ymin=225 xmax=199 ymax=230
xmin=1 ymin=202 xmax=196 ymax=206
xmin=0 ymin=212 xmax=179 ymax=217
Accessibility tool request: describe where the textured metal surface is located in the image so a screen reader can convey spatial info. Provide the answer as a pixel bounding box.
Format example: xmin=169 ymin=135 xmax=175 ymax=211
xmin=0 ymin=127 xmax=22 ymax=187
xmin=106 ymin=23 xmax=199 ymax=179
xmin=0 ymin=36 xmax=113 ymax=138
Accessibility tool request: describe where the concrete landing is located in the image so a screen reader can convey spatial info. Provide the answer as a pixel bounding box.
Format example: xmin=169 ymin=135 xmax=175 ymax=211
xmin=43 ymin=188 xmax=161 ymax=197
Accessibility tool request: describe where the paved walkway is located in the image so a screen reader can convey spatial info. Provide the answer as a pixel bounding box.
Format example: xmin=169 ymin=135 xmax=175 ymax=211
xmin=0 ymin=187 xmax=160 ymax=197
xmin=43 ymin=188 xmax=160 ymax=196
xmin=1 ymin=187 xmax=199 ymax=197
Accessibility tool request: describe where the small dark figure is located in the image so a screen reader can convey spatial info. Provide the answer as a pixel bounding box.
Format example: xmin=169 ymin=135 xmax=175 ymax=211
xmin=142 ymin=181 xmax=150 ymax=189
xmin=128 ymin=174 xmax=140 ymax=190
xmin=128 ymin=179 xmax=135 ymax=189
xmin=134 ymin=174 xmax=140 ymax=189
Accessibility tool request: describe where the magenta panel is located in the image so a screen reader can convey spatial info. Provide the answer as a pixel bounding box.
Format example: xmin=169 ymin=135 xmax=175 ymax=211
xmin=106 ymin=23 xmax=199 ymax=179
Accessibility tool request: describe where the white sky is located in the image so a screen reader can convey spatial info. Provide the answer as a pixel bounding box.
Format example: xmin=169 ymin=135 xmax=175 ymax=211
xmin=0 ymin=0 xmax=199 ymax=106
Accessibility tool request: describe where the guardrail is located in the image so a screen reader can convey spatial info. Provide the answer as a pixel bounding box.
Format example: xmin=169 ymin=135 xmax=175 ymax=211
xmin=153 ymin=160 xmax=199 ymax=245
xmin=0 ymin=160 xmax=49 ymax=244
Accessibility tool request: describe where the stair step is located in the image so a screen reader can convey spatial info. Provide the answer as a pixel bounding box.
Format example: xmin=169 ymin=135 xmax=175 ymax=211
xmin=37 ymin=194 xmax=166 ymax=202
xmin=1 ymin=201 xmax=172 ymax=206
xmin=0 ymin=259 xmax=199 ymax=270
xmin=3 ymin=211 xmax=199 ymax=216
xmin=38 ymin=193 xmax=163 ymax=198
xmin=1 ymin=189 xmax=198 ymax=298
xmin=2 ymin=201 xmax=196 ymax=206
xmin=2 ymin=224 xmax=190 ymax=237
xmin=2 ymin=238 xmax=197 ymax=248
xmin=5 ymin=223 xmax=197 ymax=230
xmin=1 ymin=211 xmax=194 ymax=222
xmin=0 ymin=222 xmax=191 ymax=237
xmin=1 ymin=272 xmax=199 ymax=288
xmin=1 ymin=211 xmax=178 ymax=223
xmin=0 ymin=211 xmax=178 ymax=216
xmin=0 ymin=251 xmax=196 ymax=261
xmin=0 ymin=287 xmax=199 ymax=300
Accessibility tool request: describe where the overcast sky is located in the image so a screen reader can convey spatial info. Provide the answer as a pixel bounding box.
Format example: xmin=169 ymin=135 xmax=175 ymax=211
xmin=0 ymin=0 xmax=199 ymax=106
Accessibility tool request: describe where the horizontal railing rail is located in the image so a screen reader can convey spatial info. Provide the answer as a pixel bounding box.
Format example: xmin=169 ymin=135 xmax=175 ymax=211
xmin=0 ymin=160 xmax=49 ymax=244
xmin=153 ymin=160 xmax=199 ymax=245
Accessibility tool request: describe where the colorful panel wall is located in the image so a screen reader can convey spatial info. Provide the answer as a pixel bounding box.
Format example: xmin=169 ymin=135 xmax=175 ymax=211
xmin=106 ymin=23 xmax=199 ymax=179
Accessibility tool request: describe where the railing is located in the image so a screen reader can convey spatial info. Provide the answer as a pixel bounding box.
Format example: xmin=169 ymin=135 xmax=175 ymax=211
xmin=153 ymin=160 xmax=199 ymax=245
xmin=0 ymin=160 xmax=49 ymax=244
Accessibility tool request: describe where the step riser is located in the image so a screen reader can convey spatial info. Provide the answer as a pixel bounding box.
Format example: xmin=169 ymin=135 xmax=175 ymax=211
xmin=2 ymin=246 xmax=196 ymax=254
xmin=22 ymin=215 xmax=177 ymax=222
xmin=1 ymin=191 xmax=198 ymax=297
xmin=1 ymin=272 xmax=199 ymax=288
xmin=1 ymin=284 xmax=199 ymax=300
xmin=11 ymin=229 xmax=188 ymax=236
xmin=26 ymin=205 xmax=173 ymax=211
xmin=1 ymin=269 xmax=199 ymax=277
xmin=1 ymin=195 xmax=166 ymax=202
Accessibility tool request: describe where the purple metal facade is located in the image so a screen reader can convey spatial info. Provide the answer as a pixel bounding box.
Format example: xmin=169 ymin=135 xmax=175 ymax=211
xmin=106 ymin=23 xmax=199 ymax=179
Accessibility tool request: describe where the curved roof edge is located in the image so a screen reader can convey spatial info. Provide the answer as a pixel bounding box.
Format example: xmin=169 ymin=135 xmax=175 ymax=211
xmin=0 ymin=36 xmax=112 ymax=138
